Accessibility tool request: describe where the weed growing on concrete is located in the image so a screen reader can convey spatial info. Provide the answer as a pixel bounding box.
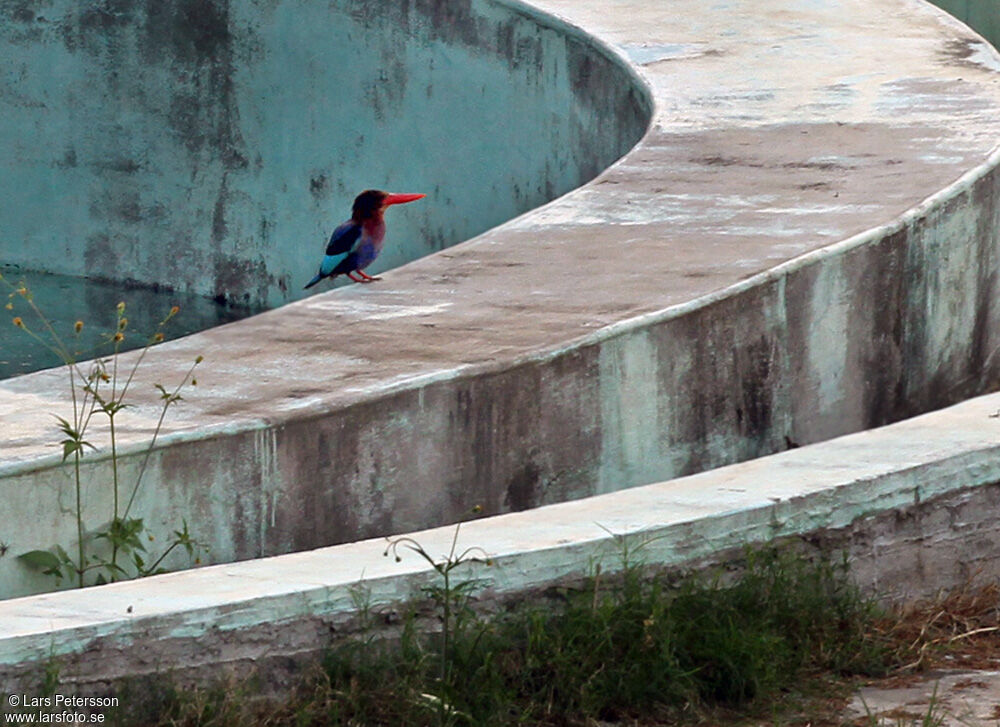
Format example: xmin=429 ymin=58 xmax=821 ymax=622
xmin=383 ymin=506 xmax=493 ymax=725
xmin=500 ymin=547 xmax=890 ymax=722
xmin=2 ymin=273 xmax=205 ymax=589
xmin=40 ymin=653 xmax=61 ymax=699
xmin=127 ymin=546 xmax=893 ymax=726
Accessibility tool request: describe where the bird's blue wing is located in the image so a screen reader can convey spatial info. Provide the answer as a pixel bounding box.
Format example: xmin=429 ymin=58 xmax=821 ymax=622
xmin=325 ymin=221 xmax=362 ymax=256
xmin=331 ymin=251 xmax=362 ymax=277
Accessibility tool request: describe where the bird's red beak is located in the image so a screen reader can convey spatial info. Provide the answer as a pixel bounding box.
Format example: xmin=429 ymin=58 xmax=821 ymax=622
xmin=383 ymin=193 xmax=426 ymax=206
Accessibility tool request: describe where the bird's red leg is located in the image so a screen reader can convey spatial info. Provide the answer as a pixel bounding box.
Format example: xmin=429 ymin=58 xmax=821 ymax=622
xmin=347 ymin=272 xmax=364 ymax=282
xmin=358 ymin=270 xmax=381 ymax=282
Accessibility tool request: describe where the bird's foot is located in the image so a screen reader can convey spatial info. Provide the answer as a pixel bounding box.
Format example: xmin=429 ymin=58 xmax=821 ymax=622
xmin=358 ymin=272 xmax=381 ymax=282
xmin=347 ymin=272 xmax=364 ymax=282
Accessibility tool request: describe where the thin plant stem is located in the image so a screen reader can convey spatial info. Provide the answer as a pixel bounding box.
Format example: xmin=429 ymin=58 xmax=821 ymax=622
xmin=20 ymin=294 xmax=73 ymax=363
xmin=118 ymin=308 xmax=177 ymax=401
xmin=442 ymin=567 xmax=451 ymax=686
xmin=109 ymin=316 xmax=122 ymax=575
xmin=442 ymin=521 xmax=462 ymax=688
xmin=73 ymin=450 xmax=83 ymax=588
xmin=143 ymin=540 xmax=183 ymax=575
xmin=109 ymin=413 xmax=119 ymax=573
xmin=122 ymin=357 xmax=200 ymax=520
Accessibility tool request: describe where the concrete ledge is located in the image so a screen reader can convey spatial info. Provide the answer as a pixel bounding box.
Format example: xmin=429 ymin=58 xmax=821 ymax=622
xmin=3 ymin=389 xmax=1000 ymax=690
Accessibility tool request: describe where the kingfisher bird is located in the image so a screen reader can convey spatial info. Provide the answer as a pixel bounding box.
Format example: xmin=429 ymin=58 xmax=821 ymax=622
xmin=304 ymin=189 xmax=426 ymax=289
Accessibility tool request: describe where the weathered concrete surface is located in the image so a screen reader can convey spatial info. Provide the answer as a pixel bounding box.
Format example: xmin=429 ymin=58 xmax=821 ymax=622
xmin=3 ymin=0 xmax=1000 ymax=599
xmin=4 ymin=389 xmax=1000 ymax=692
xmin=0 ymin=0 xmax=648 ymax=307
xmin=847 ymin=671 xmax=1000 ymax=725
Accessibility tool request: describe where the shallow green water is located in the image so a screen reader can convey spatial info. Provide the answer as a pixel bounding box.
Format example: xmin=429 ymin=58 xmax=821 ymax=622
xmin=0 ymin=267 xmax=253 ymax=380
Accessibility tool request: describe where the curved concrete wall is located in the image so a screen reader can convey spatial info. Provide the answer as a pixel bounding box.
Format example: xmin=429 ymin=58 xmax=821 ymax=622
xmin=0 ymin=0 xmax=649 ymax=308
xmin=6 ymin=389 xmax=1000 ymax=692
xmin=3 ymin=0 xmax=1000 ymax=602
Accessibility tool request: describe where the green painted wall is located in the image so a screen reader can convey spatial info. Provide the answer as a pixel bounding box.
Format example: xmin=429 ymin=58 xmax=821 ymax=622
xmin=0 ymin=0 xmax=650 ymax=309
xmin=933 ymin=0 xmax=1000 ymax=47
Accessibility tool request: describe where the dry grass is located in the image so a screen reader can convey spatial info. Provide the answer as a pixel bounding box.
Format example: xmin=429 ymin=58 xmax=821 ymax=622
xmin=646 ymin=579 xmax=1000 ymax=727
xmin=878 ymin=580 xmax=1000 ymax=673
xmin=770 ymin=579 xmax=1000 ymax=727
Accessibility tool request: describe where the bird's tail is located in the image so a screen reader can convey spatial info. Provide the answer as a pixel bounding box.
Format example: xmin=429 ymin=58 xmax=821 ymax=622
xmin=303 ymin=273 xmax=323 ymax=290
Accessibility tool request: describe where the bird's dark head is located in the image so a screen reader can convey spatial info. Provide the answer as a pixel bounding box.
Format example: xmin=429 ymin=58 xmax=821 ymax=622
xmin=352 ymin=189 xmax=426 ymax=221
xmin=352 ymin=190 xmax=387 ymax=220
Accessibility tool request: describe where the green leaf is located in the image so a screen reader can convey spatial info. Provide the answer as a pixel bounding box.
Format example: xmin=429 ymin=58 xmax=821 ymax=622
xmin=18 ymin=550 xmax=62 ymax=573
xmin=53 ymin=415 xmax=77 ymax=438
xmin=103 ymin=400 xmax=128 ymax=416
xmin=53 ymin=544 xmax=72 ymax=565
xmin=59 ymin=437 xmax=95 ymax=461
